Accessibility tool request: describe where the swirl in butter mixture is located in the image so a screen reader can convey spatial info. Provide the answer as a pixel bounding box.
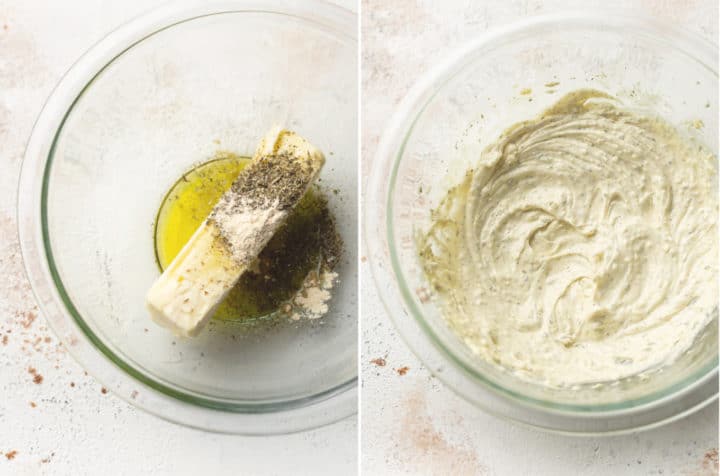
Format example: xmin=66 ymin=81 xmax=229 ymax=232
xmin=418 ymin=90 xmax=718 ymax=388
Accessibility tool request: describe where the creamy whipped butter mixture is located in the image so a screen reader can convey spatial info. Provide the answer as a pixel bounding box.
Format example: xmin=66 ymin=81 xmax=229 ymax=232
xmin=418 ymin=90 xmax=718 ymax=388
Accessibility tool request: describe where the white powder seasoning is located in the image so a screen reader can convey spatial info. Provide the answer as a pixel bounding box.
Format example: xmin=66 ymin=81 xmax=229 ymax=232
xmin=291 ymin=270 xmax=338 ymax=320
xmin=212 ymin=197 xmax=287 ymax=266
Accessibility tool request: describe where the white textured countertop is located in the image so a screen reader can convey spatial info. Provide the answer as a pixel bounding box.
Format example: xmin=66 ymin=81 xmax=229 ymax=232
xmin=361 ymin=0 xmax=718 ymax=475
xmin=0 ymin=1 xmax=356 ymax=475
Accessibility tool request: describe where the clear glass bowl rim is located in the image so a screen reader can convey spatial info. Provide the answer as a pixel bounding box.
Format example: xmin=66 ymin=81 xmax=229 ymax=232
xmin=18 ymin=0 xmax=357 ymax=435
xmin=366 ymin=11 xmax=718 ymax=434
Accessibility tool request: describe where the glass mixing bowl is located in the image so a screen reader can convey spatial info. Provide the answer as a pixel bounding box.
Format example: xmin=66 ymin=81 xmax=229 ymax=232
xmin=18 ymin=0 xmax=357 ymax=434
xmin=367 ymin=13 xmax=718 ymax=434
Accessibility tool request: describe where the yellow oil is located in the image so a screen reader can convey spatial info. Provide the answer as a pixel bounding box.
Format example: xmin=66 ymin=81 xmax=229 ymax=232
xmin=154 ymin=152 xmax=327 ymax=322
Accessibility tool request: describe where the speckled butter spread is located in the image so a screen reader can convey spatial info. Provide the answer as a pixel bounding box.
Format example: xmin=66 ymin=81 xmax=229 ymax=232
xmin=418 ymin=90 xmax=718 ymax=388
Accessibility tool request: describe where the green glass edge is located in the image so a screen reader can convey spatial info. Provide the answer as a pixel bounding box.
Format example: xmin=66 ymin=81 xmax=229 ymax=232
xmin=41 ymin=11 xmax=356 ymax=413
xmin=384 ymin=57 xmax=718 ymax=415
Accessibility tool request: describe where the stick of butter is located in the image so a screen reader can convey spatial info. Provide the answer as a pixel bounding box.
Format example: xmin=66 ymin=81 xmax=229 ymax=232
xmin=146 ymin=127 xmax=325 ymax=337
